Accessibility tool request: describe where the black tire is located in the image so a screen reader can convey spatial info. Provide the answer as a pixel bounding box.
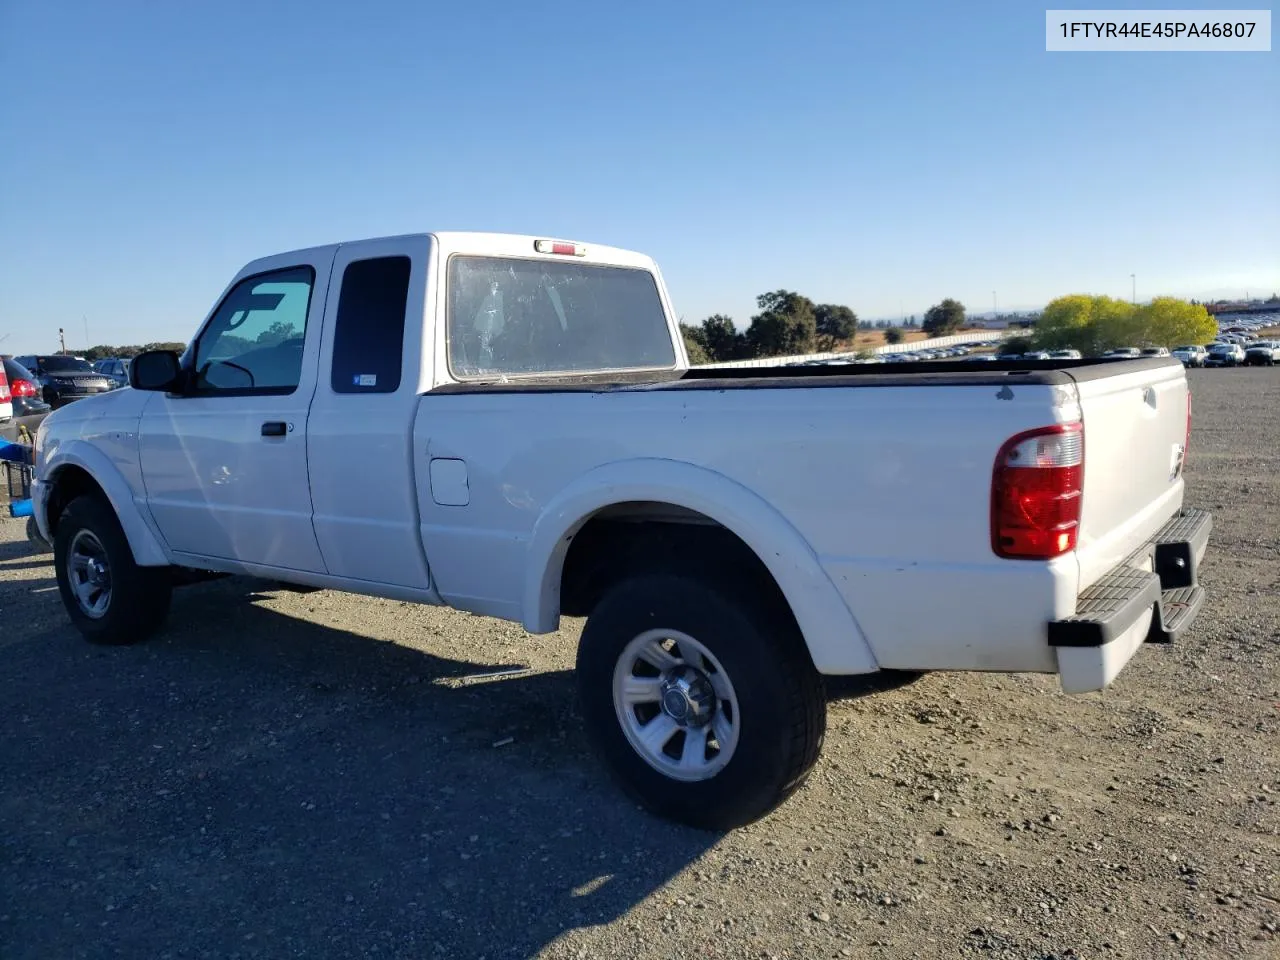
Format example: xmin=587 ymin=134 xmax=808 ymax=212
xmin=575 ymin=572 xmax=826 ymax=831
xmin=53 ymin=494 xmax=173 ymax=645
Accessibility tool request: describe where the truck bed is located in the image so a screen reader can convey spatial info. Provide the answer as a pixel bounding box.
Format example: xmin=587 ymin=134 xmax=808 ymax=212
xmin=428 ymin=355 xmax=1175 ymax=393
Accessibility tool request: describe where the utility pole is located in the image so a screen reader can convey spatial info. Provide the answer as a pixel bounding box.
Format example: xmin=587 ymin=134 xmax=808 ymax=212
xmin=1130 ymin=274 xmax=1136 ymax=305
xmin=59 ymin=327 xmax=67 ymax=354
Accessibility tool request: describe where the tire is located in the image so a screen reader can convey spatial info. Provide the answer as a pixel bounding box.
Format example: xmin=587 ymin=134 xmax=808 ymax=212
xmin=575 ymin=572 xmax=825 ymax=831
xmin=53 ymin=495 xmax=173 ymax=645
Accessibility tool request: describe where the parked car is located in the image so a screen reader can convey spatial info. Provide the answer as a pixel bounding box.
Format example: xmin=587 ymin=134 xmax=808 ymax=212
xmin=31 ymin=231 xmax=1213 ymax=831
xmin=11 ymin=355 xmax=117 ymax=408
xmin=1047 ymin=349 xmax=1082 ymax=360
xmin=1204 ymin=343 xmax=1245 ymax=367
xmin=1140 ymin=347 xmax=1171 ymax=358
xmin=1 ymin=357 xmax=52 ymax=440
xmin=92 ymin=357 xmax=132 ymax=387
xmin=1104 ymin=347 xmax=1142 ymax=359
xmin=1244 ymin=341 xmax=1279 ymax=366
xmin=0 ymin=360 xmax=11 ymax=434
xmin=1171 ymin=345 xmax=1208 ymax=367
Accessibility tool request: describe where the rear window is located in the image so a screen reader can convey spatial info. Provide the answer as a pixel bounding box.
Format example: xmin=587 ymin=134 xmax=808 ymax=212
xmin=446 ymin=256 xmax=676 ymax=379
xmin=330 ymin=256 xmax=411 ymax=394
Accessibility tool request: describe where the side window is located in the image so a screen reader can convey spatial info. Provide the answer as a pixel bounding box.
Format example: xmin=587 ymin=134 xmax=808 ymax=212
xmin=330 ymin=256 xmax=410 ymax=394
xmin=192 ymin=266 xmax=315 ymax=394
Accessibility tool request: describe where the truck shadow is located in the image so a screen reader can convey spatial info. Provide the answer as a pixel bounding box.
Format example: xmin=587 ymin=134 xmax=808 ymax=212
xmin=1 ymin=577 xmax=719 ymax=959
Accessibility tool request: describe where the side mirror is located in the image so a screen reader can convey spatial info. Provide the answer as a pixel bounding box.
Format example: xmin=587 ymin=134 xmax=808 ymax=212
xmin=129 ymin=350 xmax=184 ymax=392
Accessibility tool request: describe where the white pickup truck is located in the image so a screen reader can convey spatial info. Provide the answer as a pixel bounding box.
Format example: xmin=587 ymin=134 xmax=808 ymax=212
xmin=32 ymin=232 xmax=1212 ymax=829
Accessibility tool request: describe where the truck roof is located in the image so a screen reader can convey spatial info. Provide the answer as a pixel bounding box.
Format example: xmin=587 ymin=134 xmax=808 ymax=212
xmin=242 ymin=232 xmax=659 ymax=275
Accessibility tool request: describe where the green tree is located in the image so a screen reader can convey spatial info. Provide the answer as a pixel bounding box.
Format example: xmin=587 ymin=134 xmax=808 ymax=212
xmin=1033 ymin=294 xmax=1109 ymax=354
xmin=813 ymin=303 xmax=858 ymax=351
xmin=699 ymin=314 xmax=749 ymax=361
xmin=883 ymin=327 xmax=904 ymax=345
xmin=255 ymin=321 xmax=297 ymax=347
xmin=679 ymin=322 xmax=710 ymax=364
xmin=1033 ymin=294 xmax=1212 ymax=355
xmin=923 ymin=298 xmax=966 ymax=336
xmin=746 ymin=290 xmax=817 ymax=357
xmin=1133 ymin=297 xmax=1216 ymax=347
xmin=1034 ymin=295 xmax=1122 ymax=354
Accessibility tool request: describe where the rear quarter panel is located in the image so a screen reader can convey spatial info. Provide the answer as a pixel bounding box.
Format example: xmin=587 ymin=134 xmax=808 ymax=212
xmin=413 ymin=379 xmax=1080 ymax=673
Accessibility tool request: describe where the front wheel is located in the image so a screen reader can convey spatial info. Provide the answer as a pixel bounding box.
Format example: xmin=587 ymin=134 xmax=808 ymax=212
xmin=53 ymin=495 xmax=173 ymax=645
xmin=576 ymin=573 xmax=825 ymax=830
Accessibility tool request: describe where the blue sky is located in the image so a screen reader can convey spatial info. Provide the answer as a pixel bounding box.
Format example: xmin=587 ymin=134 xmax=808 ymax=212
xmin=1 ymin=1 xmax=1276 ymax=350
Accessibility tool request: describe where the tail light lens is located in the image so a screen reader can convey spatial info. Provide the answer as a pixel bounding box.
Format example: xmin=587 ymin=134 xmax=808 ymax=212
xmin=0 ymin=367 xmax=8 ymax=402
xmin=11 ymin=378 xmax=37 ymax=398
xmin=991 ymin=422 xmax=1084 ymax=560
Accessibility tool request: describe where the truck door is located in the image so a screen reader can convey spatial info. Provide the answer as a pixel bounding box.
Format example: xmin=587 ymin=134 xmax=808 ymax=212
xmin=306 ymin=236 xmax=434 ymax=590
xmin=137 ymin=249 xmax=335 ymax=572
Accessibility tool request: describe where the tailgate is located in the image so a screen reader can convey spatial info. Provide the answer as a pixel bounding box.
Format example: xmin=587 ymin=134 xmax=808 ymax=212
xmin=1068 ymin=360 xmax=1190 ymax=589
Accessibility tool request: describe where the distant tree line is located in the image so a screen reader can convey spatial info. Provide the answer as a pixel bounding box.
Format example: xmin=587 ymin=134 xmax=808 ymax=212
xmin=46 ymin=343 xmax=190 ymax=362
xmin=681 ymin=292 xmax=970 ymax=364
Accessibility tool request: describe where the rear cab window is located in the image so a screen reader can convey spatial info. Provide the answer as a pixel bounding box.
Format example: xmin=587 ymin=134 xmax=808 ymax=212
xmin=446 ymin=256 xmax=676 ymax=379
xmin=330 ymin=256 xmax=412 ymax=394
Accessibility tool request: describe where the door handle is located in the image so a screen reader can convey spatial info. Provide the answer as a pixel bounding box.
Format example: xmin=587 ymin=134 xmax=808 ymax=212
xmin=261 ymin=421 xmax=287 ymax=437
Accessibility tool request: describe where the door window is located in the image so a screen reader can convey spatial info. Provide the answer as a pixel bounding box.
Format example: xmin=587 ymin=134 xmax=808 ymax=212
xmin=191 ymin=266 xmax=315 ymax=394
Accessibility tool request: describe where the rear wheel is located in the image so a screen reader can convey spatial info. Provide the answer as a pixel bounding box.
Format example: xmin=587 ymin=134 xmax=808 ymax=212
xmin=54 ymin=495 xmax=172 ymax=645
xmin=576 ymin=572 xmax=825 ymax=830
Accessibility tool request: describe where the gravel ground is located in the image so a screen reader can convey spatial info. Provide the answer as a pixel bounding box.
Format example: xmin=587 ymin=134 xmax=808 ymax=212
xmin=1 ymin=368 xmax=1277 ymax=960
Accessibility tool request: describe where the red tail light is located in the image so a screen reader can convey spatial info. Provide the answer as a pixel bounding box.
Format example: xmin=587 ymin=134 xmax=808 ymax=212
xmin=991 ymin=422 xmax=1084 ymax=560
xmin=0 ymin=367 xmax=9 ymax=403
xmin=11 ymin=378 xmax=37 ymax=398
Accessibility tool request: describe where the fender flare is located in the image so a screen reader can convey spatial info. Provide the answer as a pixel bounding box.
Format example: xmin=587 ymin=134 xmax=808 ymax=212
xmin=522 ymin=458 xmax=879 ymax=675
xmin=40 ymin=441 xmax=171 ymax=567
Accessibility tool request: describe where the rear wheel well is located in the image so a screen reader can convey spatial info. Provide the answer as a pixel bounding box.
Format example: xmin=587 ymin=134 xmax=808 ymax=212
xmin=558 ymin=502 xmax=795 ymax=625
xmin=44 ymin=466 xmax=108 ymax=536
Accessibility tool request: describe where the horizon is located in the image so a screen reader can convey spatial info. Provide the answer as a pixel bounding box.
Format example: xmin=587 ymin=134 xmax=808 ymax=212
xmin=1 ymin=1 xmax=1276 ymax=351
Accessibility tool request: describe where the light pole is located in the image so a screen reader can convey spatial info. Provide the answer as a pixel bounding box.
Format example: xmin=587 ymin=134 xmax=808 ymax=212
xmin=1130 ymin=274 xmax=1136 ymax=305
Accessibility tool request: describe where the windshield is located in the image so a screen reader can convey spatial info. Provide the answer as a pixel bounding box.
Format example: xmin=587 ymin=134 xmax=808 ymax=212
xmin=40 ymin=356 xmax=95 ymax=373
xmin=447 ymin=256 xmax=676 ymax=379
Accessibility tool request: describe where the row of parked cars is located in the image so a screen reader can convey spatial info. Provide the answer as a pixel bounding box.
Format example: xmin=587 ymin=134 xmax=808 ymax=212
xmin=790 ymin=342 xmax=1002 ymax=368
xmin=0 ymin=354 xmax=133 ymax=442
xmin=1169 ymin=342 xmax=1278 ymax=367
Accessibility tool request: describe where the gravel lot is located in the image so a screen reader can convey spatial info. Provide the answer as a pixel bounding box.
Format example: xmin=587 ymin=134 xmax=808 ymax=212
xmin=2 ymin=368 xmax=1277 ymax=960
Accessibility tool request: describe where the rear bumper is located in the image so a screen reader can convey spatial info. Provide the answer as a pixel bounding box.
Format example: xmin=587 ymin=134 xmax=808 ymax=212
xmin=1051 ymin=507 xmax=1212 ymax=694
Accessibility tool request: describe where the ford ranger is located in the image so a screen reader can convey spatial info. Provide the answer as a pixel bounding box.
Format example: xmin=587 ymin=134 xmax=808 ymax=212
xmin=32 ymin=232 xmax=1212 ymax=829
